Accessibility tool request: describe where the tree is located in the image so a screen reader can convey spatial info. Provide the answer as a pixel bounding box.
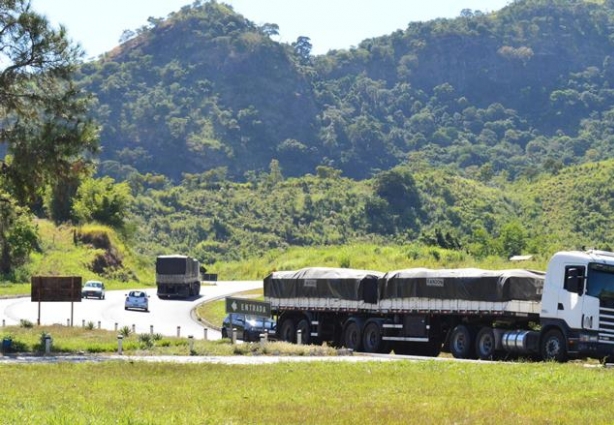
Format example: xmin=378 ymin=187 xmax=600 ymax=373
xmin=292 ymin=36 xmax=312 ymax=65
xmin=266 ymin=159 xmax=283 ymax=186
xmin=372 ymin=167 xmax=421 ymax=229
xmin=498 ymin=221 xmax=526 ymax=258
xmin=73 ymin=177 xmax=132 ymax=228
xmin=119 ymin=29 xmax=136 ymax=44
xmin=0 ymin=191 xmax=38 ymax=275
xmin=260 ymin=23 xmax=279 ymax=37
xmin=0 ymin=0 xmax=99 ymax=208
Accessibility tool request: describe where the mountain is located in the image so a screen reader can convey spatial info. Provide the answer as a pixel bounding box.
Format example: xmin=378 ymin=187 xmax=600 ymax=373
xmin=77 ymin=0 xmax=614 ymax=182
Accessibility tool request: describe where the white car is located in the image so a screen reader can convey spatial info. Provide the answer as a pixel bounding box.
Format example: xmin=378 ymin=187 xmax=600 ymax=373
xmin=82 ymin=280 xmax=105 ymax=299
xmin=125 ymin=290 xmax=149 ymax=312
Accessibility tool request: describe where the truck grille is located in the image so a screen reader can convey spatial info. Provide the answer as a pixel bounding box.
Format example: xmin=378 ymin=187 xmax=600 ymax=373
xmin=599 ymin=305 xmax=614 ymax=345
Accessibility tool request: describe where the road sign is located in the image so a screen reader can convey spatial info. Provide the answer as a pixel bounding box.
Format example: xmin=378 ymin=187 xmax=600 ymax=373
xmin=31 ymin=276 xmax=82 ymax=302
xmin=225 ymin=297 xmax=271 ymax=317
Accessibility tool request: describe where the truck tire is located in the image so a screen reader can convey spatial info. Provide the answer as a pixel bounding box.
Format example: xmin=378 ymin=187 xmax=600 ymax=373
xmin=221 ymin=328 xmax=228 ymax=339
xmin=280 ymin=318 xmax=296 ymax=343
xmin=362 ymin=321 xmax=383 ymax=353
xmin=475 ymin=327 xmax=496 ymax=360
xmin=296 ymin=319 xmax=310 ymax=345
xmin=343 ymin=321 xmax=363 ymax=352
xmin=449 ymin=324 xmax=476 ymax=359
xmin=541 ymin=329 xmax=568 ymax=362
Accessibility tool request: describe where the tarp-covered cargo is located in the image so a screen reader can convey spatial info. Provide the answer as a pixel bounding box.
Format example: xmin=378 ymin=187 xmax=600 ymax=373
xmin=380 ymin=268 xmax=545 ymax=302
xmin=156 ymin=255 xmax=199 ymax=278
xmin=264 ymin=267 xmax=385 ymax=304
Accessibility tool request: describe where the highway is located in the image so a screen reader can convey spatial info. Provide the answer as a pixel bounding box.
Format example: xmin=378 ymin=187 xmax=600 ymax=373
xmin=0 ymin=281 xmax=261 ymax=339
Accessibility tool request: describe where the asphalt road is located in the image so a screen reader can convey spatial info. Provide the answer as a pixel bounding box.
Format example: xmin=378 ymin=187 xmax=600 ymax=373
xmin=0 ymin=281 xmax=261 ymax=339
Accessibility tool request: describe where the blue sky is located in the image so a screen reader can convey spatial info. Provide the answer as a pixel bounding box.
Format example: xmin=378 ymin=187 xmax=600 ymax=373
xmin=32 ymin=0 xmax=510 ymax=60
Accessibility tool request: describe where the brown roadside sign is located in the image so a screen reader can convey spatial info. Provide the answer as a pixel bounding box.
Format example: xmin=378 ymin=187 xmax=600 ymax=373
xmin=31 ymin=276 xmax=82 ymax=302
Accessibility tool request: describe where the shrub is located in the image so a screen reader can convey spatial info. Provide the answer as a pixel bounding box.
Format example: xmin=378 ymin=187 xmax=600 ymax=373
xmin=19 ymin=319 xmax=33 ymax=328
xmin=138 ymin=333 xmax=154 ymax=349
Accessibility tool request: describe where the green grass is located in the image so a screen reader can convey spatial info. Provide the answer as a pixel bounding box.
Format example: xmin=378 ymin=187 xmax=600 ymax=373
xmin=0 ymin=360 xmax=612 ymax=423
xmin=2 ymin=219 xmax=154 ymax=294
xmin=0 ymin=324 xmax=339 ymax=357
xmin=209 ymin=243 xmax=548 ymax=281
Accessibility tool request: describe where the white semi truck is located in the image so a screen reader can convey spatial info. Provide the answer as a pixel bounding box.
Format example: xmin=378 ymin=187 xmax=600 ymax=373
xmin=263 ymin=250 xmax=614 ymax=362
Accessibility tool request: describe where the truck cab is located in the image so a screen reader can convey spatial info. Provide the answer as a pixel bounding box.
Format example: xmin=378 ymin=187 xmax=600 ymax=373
xmin=541 ymin=250 xmax=614 ymax=359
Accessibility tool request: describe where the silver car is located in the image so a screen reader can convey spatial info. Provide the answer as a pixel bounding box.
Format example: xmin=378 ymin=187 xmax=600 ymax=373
xmin=124 ymin=290 xmax=149 ymax=312
xmin=82 ymin=280 xmax=105 ymax=299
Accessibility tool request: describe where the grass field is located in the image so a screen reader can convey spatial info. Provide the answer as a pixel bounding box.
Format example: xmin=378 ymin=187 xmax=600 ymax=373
xmin=1 ymin=318 xmax=613 ymax=423
xmin=0 ymin=360 xmax=613 ymax=424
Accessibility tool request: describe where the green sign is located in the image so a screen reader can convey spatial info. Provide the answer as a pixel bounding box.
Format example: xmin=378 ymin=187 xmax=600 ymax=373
xmin=225 ymin=297 xmax=271 ymax=317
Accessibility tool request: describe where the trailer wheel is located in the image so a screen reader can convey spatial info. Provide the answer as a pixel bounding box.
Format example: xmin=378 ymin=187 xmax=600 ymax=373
xmin=280 ymin=318 xmax=296 ymax=343
xmin=449 ymin=325 xmax=476 ymax=359
xmin=296 ymin=319 xmax=310 ymax=345
xmin=475 ymin=327 xmax=496 ymax=360
xmin=343 ymin=321 xmax=363 ymax=352
xmin=362 ymin=322 xmax=383 ymax=353
xmin=541 ymin=329 xmax=568 ymax=362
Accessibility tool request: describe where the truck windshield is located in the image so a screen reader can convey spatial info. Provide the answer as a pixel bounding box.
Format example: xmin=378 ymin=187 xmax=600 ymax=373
xmin=586 ymin=263 xmax=614 ymax=299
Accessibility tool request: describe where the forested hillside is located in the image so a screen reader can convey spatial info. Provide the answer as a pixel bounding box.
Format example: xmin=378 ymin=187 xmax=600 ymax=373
xmin=124 ymin=160 xmax=614 ymax=266
xmin=78 ymin=0 xmax=614 ymax=182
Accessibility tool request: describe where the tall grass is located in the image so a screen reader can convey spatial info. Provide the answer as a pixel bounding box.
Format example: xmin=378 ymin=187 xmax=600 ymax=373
xmin=212 ymin=243 xmax=548 ymax=280
xmin=3 ymin=220 xmax=153 ymax=292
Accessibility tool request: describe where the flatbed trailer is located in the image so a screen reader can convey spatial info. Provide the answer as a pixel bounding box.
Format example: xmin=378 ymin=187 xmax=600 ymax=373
xmin=264 ymin=250 xmax=614 ymax=362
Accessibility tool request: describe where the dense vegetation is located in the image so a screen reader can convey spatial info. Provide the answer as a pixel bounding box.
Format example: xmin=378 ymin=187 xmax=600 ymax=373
xmin=5 ymin=0 xmax=614 ymax=282
xmin=125 ymin=159 xmax=614 ymax=268
xmin=78 ymin=0 xmax=614 ymax=183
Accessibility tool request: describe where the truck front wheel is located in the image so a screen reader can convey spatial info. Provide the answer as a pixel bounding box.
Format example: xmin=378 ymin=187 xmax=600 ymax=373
xmin=541 ymin=329 xmax=568 ymax=362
